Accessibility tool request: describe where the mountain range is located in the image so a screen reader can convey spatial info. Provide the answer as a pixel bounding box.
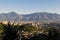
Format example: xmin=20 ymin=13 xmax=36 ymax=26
xmin=0 ymin=12 xmax=60 ymax=22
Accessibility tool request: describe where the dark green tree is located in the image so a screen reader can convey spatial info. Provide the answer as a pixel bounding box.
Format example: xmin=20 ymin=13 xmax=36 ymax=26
xmin=48 ymin=27 xmax=60 ymax=40
xmin=2 ymin=23 xmax=18 ymax=40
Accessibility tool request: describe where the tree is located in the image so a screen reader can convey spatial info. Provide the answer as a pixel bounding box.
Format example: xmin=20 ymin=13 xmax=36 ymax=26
xmin=23 ymin=24 xmax=38 ymax=32
xmin=48 ymin=27 xmax=60 ymax=40
xmin=29 ymin=34 xmax=49 ymax=40
xmin=2 ymin=23 xmax=18 ymax=40
xmin=0 ymin=24 xmax=4 ymax=40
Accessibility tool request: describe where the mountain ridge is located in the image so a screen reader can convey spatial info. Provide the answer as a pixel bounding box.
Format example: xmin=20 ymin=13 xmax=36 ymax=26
xmin=0 ymin=12 xmax=60 ymax=22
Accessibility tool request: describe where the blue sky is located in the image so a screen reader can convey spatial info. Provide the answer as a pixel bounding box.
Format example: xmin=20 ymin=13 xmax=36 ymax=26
xmin=0 ymin=0 xmax=60 ymax=14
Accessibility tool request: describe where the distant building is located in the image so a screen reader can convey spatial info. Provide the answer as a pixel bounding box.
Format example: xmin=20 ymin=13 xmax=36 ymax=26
xmin=1 ymin=20 xmax=8 ymax=24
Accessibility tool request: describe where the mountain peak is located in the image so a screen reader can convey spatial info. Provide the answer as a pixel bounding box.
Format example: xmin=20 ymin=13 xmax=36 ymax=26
xmin=7 ymin=12 xmax=17 ymax=16
xmin=8 ymin=12 xmax=17 ymax=14
xmin=0 ymin=12 xmax=60 ymax=22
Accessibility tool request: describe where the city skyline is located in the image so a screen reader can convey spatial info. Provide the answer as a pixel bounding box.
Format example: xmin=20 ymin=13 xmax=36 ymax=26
xmin=0 ymin=0 xmax=60 ymax=14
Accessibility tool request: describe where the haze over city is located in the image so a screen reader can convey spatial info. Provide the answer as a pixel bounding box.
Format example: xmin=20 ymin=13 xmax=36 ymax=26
xmin=0 ymin=0 xmax=60 ymax=14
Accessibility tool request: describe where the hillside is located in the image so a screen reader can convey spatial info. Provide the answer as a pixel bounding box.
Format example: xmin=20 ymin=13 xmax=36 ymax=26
xmin=0 ymin=12 xmax=60 ymax=22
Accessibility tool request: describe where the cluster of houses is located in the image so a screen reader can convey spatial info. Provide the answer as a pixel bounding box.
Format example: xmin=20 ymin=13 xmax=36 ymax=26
xmin=0 ymin=20 xmax=50 ymax=38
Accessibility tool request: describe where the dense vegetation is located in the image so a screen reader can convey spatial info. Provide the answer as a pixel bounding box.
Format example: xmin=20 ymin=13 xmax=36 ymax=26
xmin=0 ymin=23 xmax=60 ymax=40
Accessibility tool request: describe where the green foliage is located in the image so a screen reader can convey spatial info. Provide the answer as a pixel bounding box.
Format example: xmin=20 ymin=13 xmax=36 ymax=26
xmin=0 ymin=24 xmax=4 ymax=39
xmin=1 ymin=23 xmax=18 ymax=40
xmin=0 ymin=23 xmax=60 ymax=40
xmin=0 ymin=24 xmax=3 ymax=33
xmin=22 ymin=24 xmax=38 ymax=32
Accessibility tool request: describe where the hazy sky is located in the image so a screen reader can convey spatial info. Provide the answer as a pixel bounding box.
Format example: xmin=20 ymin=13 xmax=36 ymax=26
xmin=0 ymin=0 xmax=60 ymax=14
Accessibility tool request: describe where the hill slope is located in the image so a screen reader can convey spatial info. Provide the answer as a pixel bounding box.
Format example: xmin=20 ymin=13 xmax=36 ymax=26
xmin=0 ymin=12 xmax=60 ymax=22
